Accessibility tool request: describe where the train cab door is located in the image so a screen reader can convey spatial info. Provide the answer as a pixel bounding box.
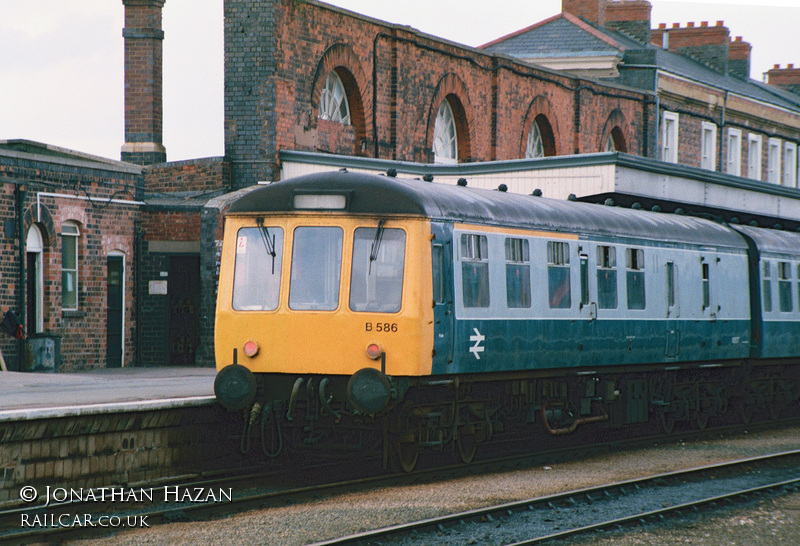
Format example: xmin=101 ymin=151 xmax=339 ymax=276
xmin=431 ymin=223 xmax=454 ymax=374
xmin=665 ymin=261 xmax=680 ymax=359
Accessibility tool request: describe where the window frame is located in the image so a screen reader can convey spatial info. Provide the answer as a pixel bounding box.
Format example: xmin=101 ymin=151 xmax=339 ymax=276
xmin=768 ymin=137 xmax=782 ymax=184
xmin=232 ymin=226 xmax=285 ymax=312
xmin=504 ymin=237 xmax=531 ymax=309
xmin=348 ymin=226 xmax=406 ymax=314
xmin=625 ymin=247 xmax=646 ymax=310
xmin=318 ymin=71 xmax=351 ymax=125
xmin=726 ymin=128 xmax=742 ymax=176
xmin=784 ymin=142 xmax=798 ymax=188
xmin=61 ymin=221 xmax=80 ymax=311
xmin=547 ymin=241 xmax=571 ymax=309
xmin=433 ymin=100 xmax=458 ymax=164
xmin=778 ymin=261 xmax=792 ymax=313
xmin=701 ymin=121 xmax=717 ymax=171
xmin=662 ymin=111 xmax=679 ymax=163
xmin=288 ymin=226 xmax=344 ymax=311
xmin=596 ymin=245 xmax=618 ymax=310
xmin=526 ymin=120 xmax=545 ymax=159
xmin=748 ymin=133 xmax=763 ymax=181
xmin=460 ymin=233 xmax=490 ymax=308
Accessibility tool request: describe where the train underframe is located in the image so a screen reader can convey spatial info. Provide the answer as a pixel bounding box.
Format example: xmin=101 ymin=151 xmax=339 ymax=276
xmin=235 ymin=359 xmax=800 ymax=472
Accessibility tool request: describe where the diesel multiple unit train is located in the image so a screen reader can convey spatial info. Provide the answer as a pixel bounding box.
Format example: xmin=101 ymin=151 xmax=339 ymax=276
xmin=214 ymin=170 xmax=800 ymax=470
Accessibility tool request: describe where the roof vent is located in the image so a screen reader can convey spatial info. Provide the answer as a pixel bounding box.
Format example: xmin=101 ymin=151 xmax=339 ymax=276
xmin=674 ymin=208 xmax=685 ymax=215
xmin=631 ymin=202 xmax=642 ymax=210
xmin=339 ymin=168 xmax=348 ymax=173
xmin=423 ymin=174 xmax=434 ymax=182
xmin=567 ymin=194 xmax=577 ymax=201
xmin=532 ymin=189 xmax=542 ymax=197
xmin=498 ymin=184 xmax=508 ymax=192
xmin=604 ymin=198 xmax=615 ymax=206
xmin=651 ymin=205 xmax=662 ymax=212
xmin=386 ymin=168 xmax=397 ymax=177
xmin=457 ymin=178 xmax=468 ymax=187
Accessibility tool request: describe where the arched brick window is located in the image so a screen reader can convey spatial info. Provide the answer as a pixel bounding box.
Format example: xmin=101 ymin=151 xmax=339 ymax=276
xmin=525 ymin=115 xmax=556 ymax=158
xmin=521 ymin=96 xmax=559 ymax=159
xmin=433 ymin=100 xmax=458 ymax=164
xmin=428 ymin=74 xmax=472 ymax=164
xmin=601 ymin=110 xmax=629 ymax=153
xmin=311 ymin=44 xmax=370 ymax=155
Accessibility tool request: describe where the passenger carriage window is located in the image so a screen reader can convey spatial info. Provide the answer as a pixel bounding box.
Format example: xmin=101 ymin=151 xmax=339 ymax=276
xmin=596 ymin=246 xmax=617 ymax=309
xmin=349 ymin=227 xmax=406 ymax=313
xmin=626 ymin=248 xmax=646 ymax=310
xmin=289 ymin=227 xmax=343 ymax=311
xmin=505 ymin=238 xmax=531 ymax=308
xmin=547 ymin=241 xmax=571 ymax=309
xmin=232 ymin=226 xmax=284 ymax=311
xmin=762 ymin=262 xmax=772 ymax=312
xmin=666 ymin=261 xmax=675 ymax=308
xmin=461 ymin=234 xmax=490 ymax=308
xmin=778 ymin=261 xmax=792 ymax=312
xmin=580 ymin=253 xmax=589 ymax=306
xmin=701 ymin=262 xmax=710 ymax=310
xmin=432 ymin=244 xmax=445 ymax=305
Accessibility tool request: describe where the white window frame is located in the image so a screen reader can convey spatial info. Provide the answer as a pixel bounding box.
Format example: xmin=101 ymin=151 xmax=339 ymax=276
xmin=661 ymin=111 xmax=679 ymax=163
xmin=318 ymin=71 xmax=351 ymax=125
xmin=701 ymin=121 xmax=717 ymax=171
xmin=526 ymin=120 xmax=545 ymax=158
xmin=784 ymin=142 xmax=798 ymax=188
xmin=748 ymin=133 xmax=762 ymax=181
xmin=726 ymin=128 xmax=742 ymax=176
xmin=62 ymin=221 xmax=80 ymax=311
xmin=433 ymin=100 xmax=458 ymax=164
xmin=767 ymin=138 xmax=782 ymax=184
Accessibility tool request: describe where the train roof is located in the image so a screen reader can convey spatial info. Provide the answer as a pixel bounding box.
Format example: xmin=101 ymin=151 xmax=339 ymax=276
xmin=732 ymin=225 xmax=800 ymax=257
xmin=230 ymin=170 xmax=748 ymax=249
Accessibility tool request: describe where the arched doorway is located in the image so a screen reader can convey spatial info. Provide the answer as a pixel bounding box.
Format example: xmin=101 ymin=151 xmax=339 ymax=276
xmin=26 ymin=225 xmax=44 ymax=334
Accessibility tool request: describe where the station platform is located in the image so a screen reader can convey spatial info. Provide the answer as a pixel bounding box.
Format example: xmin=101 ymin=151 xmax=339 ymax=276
xmin=0 ymin=367 xmax=217 ymax=422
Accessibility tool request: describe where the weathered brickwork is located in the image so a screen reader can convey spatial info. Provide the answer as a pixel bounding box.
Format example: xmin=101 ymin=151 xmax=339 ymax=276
xmin=0 ymin=405 xmax=250 ymax=503
xmin=121 ymin=0 xmax=167 ymax=165
xmin=143 ymin=157 xmax=229 ymax=193
xmin=0 ymin=144 xmax=142 ymax=371
xmin=226 ymin=0 xmax=650 ymax=188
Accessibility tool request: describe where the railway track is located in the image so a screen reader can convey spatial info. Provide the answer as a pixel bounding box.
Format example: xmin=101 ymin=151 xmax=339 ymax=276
xmin=1 ymin=419 xmax=797 ymax=543
xmin=312 ymin=450 xmax=800 ymax=545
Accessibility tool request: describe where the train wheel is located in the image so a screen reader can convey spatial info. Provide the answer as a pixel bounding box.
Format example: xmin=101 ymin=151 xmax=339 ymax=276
xmin=694 ymin=410 xmax=709 ymax=430
xmin=738 ymin=398 xmax=755 ymax=424
xmin=393 ymin=439 xmax=419 ymax=473
xmin=456 ymin=425 xmax=477 ymax=464
xmin=657 ymin=409 xmax=676 ymax=435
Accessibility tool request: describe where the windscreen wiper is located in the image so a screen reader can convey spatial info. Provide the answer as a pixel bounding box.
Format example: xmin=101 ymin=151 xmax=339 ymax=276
xmin=368 ymin=219 xmax=385 ymax=275
xmin=256 ymin=217 xmax=277 ymax=274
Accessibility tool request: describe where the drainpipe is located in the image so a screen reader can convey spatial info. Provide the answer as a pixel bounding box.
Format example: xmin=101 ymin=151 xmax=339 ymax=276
xmin=15 ymin=185 xmax=26 ymax=371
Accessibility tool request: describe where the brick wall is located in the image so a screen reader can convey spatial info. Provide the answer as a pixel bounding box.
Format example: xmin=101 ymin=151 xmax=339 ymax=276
xmin=143 ymin=157 xmax=229 ymax=193
xmin=225 ymin=0 xmax=649 ymax=188
xmin=0 ymin=404 xmax=250 ymax=503
xmin=0 ymin=147 xmax=142 ymax=371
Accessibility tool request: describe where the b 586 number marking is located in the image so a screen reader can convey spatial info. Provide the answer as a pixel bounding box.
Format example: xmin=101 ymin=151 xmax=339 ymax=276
xmin=365 ymin=322 xmax=398 ymax=332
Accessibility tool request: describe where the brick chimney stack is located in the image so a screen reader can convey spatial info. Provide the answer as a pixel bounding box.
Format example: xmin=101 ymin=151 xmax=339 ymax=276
xmin=767 ymin=64 xmax=800 ymax=96
xmin=605 ymin=0 xmax=652 ymax=45
xmin=562 ymin=0 xmax=608 ymax=26
xmin=651 ymin=20 xmax=730 ymax=75
xmin=121 ymin=0 xmax=167 ymax=165
xmin=728 ymin=36 xmax=752 ymax=80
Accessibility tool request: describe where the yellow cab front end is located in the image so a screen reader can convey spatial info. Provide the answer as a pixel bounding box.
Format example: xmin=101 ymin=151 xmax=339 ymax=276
xmin=214 ymin=212 xmax=434 ymax=418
